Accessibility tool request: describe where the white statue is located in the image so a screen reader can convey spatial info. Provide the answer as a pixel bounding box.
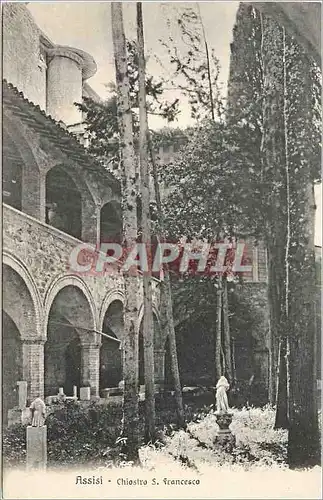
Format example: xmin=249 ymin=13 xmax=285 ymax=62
xmin=216 ymin=376 xmax=230 ymax=413
xmin=29 ymin=397 xmax=46 ymax=427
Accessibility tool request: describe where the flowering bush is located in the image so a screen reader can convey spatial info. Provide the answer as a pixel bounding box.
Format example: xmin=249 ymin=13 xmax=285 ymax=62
xmin=143 ymin=405 xmax=289 ymax=471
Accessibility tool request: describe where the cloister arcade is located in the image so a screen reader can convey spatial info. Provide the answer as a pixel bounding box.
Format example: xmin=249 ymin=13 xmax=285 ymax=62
xmin=2 ymin=80 xmax=164 ymax=424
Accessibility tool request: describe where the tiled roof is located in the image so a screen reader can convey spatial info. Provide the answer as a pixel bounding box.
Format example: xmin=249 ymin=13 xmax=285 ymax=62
xmin=2 ymin=79 xmax=119 ymax=189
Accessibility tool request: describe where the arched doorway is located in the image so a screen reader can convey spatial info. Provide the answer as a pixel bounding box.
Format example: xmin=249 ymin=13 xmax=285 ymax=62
xmin=100 ymin=300 xmax=123 ymax=392
xmin=45 ymin=313 xmax=82 ymax=396
xmin=2 ymin=262 xmax=40 ymax=422
xmin=46 ymin=166 xmax=82 ymax=239
xmin=100 ymin=201 xmax=122 ymax=244
xmin=45 ymin=284 xmax=96 ymax=397
xmin=2 ymin=311 xmax=22 ymax=423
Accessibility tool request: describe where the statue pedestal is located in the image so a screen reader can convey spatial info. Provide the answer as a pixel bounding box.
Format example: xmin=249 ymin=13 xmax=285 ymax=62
xmin=26 ymin=425 xmax=47 ymax=470
xmin=214 ymin=412 xmax=236 ymax=452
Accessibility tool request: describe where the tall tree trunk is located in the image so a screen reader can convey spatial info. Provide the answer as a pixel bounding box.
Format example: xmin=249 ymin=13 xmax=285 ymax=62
xmin=231 ymin=336 xmax=237 ymax=384
xmin=111 ymin=2 xmax=140 ymax=462
xmin=161 ymin=275 xmax=186 ymax=428
xmin=287 ymin=182 xmax=320 ymax=467
xmin=261 ymin=16 xmax=289 ymax=428
xmin=147 ymin=136 xmax=185 ymax=429
xmin=274 ymin=335 xmax=289 ymax=429
xmin=136 ymin=2 xmax=155 ymax=443
xmin=222 ymin=277 xmax=233 ymax=382
xmin=262 ymin=14 xmax=320 ymax=465
xmin=215 ymin=277 xmax=222 ymax=383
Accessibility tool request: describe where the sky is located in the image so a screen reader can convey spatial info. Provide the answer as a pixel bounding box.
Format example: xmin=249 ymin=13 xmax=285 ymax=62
xmin=28 ymin=2 xmax=239 ymax=126
xmin=27 ymin=2 xmax=322 ymax=246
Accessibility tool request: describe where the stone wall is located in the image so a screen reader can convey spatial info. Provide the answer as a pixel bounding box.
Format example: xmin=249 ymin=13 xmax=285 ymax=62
xmin=3 ymin=203 xmax=125 ymax=323
xmin=3 ymin=3 xmax=98 ymax=125
xmin=3 ymin=205 xmax=163 ymax=402
xmin=2 ymin=3 xmax=47 ymax=110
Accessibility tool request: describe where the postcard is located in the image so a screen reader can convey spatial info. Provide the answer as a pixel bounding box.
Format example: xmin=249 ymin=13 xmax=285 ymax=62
xmin=2 ymin=1 xmax=322 ymax=499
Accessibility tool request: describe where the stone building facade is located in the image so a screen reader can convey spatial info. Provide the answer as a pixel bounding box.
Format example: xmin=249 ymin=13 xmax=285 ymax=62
xmin=2 ymin=3 xmax=166 ymax=424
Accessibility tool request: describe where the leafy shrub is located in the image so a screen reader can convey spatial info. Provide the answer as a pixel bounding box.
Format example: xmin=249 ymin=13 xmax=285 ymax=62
xmin=46 ymin=400 xmax=122 ymax=467
xmin=2 ymin=423 xmax=26 ymax=467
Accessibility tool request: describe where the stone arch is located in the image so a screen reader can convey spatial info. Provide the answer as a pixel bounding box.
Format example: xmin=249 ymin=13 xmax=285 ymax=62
xmin=44 ymin=275 xmax=98 ymax=333
xmin=99 ymin=292 xmax=124 ymax=392
xmin=3 ymin=112 xmax=42 ymax=219
xmin=2 ymin=251 xmax=43 ymax=339
xmin=45 ymin=163 xmax=98 ymax=242
xmin=2 ymin=253 xmax=44 ymax=418
xmin=99 ymin=289 xmax=124 ymax=332
xmin=45 ymin=165 xmax=82 ymax=239
xmin=99 ymin=199 xmax=122 ymax=244
xmin=44 ymin=276 xmax=99 ymax=397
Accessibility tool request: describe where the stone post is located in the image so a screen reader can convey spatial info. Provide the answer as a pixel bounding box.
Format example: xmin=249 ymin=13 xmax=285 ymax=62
xmin=26 ymin=426 xmax=47 ymax=470
xmin=17 ymin=381 xmax=28 ymax=409
xmin=22 ymin=339 xmax=45 ymax=402
xmin=81 ymin=342 xmax=100 ymax=397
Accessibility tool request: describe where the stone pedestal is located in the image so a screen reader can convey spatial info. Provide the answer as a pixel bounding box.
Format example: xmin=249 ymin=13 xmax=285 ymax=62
xmin=26 ymin=425 xmax=47 ymax=470
xmin=214 ymin=412 xmax=236 ymax=452
xmin=80 ymin=387 xmax=91 ymax=401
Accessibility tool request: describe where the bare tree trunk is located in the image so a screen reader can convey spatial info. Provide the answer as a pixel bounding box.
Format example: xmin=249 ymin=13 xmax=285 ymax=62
xmin=287 ymin=182 xmax=320 ymax=467
xmin=215 ymin=277 xmax=222 ymax=383
xmin=196 ymin=4 xmax=215 ymax=121
xmin=161 ymin=276 xmax=186 ymax=428
xmin=147 ymin=136 xmax=185 ymax=429
xmin=111 ymin=2 xmax=140 ymax=462
xmin=231 ymin=336 xmax=237 ymax=384
xmin=222 ymin=277 xmax=233 ymax=382
xmin=136 ymin=2 xmax=155 ymax=443
xmin=274 ymin=335 xmax=289 ymax=429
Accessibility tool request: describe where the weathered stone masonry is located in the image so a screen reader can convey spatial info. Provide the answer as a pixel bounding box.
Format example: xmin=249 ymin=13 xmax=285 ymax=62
xmin=2 ymin=4 xmax=166 ymax=424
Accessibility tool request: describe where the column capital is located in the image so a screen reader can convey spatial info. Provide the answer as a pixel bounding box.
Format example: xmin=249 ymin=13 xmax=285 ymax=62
xmin=21 ymin=338 xmax=46 ymax=345
xmin=81 ymin=341 xmax=101 ymax=349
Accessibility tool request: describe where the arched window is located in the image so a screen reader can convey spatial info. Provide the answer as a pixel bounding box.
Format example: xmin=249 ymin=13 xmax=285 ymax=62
xmin=46 ymin=166 xmax=82 ymax=239
xmin=100 ymin=201 xmax=122 ymax=244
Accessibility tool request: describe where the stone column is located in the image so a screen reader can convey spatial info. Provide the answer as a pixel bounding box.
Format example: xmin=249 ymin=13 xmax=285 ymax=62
xmin=81 ymin=198 xmax=99 ymax=244
xmin=46 ymin=48 xmax=83 ymax=126
xmin=81 ymin=342 xmax=100 ymax=397
xmin=17 ymin=381 xmax=28 ymax=409
xmin=21 ymin=168 xmax=41 ymax=220
xmin=22 ymin=339 xmax=45 ymax=403
xmin=154 ymin=349 xmax=165 ymax=386
xmin=46 ymin=46 xmax=96 ymax=126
